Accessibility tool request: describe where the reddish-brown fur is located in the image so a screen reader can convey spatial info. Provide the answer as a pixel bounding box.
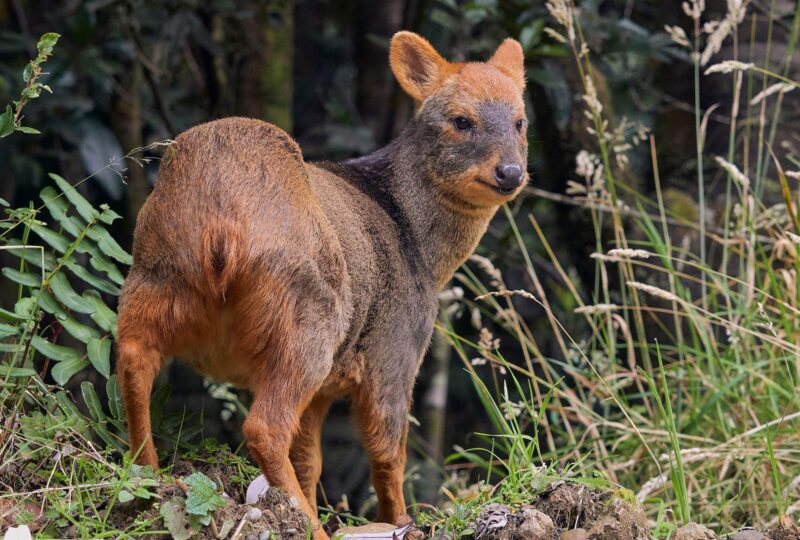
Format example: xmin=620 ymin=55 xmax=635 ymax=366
xmin=117 ymin=32 xmax=527 ymax=539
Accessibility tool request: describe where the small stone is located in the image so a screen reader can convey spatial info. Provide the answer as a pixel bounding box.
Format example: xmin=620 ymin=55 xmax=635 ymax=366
xmin=561 ymin=529 xmax=589 ymax=540
xmin=244 ymin=535 xmax=257 ymax=540
xmin=587 ymin=499 xmax=649 ymax=540
xmin=288 ymin=496 xmax=300 ymax=508
xmin=285 ymin=528 xmax=298 ymax=536
xmin=518 ymin=508 xmax=556 ymax=539
xmin=730 ymin=530 xmax=765 ymax=540
xmin=673 ymin=523 xmax=717 ymax=540
xmin=258 ymin=532 xmax=271 ymax=540
xmin=246 ymin=507 xmax=263 ymax=522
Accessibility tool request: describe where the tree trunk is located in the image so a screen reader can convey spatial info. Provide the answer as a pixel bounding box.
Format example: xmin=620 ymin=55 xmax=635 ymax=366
xmin=355 ymin=0 xmax=405 ymax=145
xmin=237 ymin=0 xmax=294 ymax=133
xmin=109 ymin=55 xmax=147 ymax=239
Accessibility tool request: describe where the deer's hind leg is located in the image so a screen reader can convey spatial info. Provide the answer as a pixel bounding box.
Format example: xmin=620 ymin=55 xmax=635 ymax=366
xmin=117 ymin=276 xmax=190 ymax=469
xmin=236 ymin=274 xmax=342 ymax=540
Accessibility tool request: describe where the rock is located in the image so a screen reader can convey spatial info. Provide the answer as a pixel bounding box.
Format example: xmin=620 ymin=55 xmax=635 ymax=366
xmin=587 ymin=499 xmax=650 ymax=540
xmin=517 ymin=508 xmax=556 ymax=539
xmin=473 ymin=503 xmax=511 ymax=538
xmin=730 ymin=530 xmax=765 ymax=540
xmin=246 ymin=507 xmax=263 ymax=522
xmin=673 ymin=523 xmax=717 ymax=540
xmin=561 ymin=529 xmax=589 ymax=540
xmin=336 ymin=523 xmax=404 ymax=535
xmin=258 ymin=532 xmax=271 ymax=540
xmin=285 ymin=528 xmax=298 ymax=536
xmin=245 ymin=475 xmax=270 ymax=504
xmin=288 ymin=496 xmax=300 ymax=509
xmin=244 ymin=535 xmax=258 ymax=540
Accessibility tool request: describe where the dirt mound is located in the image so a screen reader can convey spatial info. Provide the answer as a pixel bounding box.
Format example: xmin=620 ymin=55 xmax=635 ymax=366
xmin=103 ymin=454 xmax=311 ymax=539
xmin=464 ymin=483 xmax=800 ymax=540
xmin=470 ymin=482 xmax=649 ymax=540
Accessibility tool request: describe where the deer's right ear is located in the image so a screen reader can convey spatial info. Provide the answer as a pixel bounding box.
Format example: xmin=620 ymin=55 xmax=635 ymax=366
xmin=390 ymin=31 xmax=448 ymax=104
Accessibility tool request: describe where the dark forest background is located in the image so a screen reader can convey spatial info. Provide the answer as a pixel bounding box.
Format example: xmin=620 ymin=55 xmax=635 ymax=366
xmin=1 ymin=0 xmax=797 ymax=514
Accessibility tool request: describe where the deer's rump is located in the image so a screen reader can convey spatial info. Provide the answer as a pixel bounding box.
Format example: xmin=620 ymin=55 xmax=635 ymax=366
xmin=119 ymin=118 xmax=350 ymax=388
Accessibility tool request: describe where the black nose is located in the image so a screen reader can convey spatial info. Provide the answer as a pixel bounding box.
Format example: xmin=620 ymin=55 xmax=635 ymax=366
xmin=494 ymin=163 xmax=524 ymax=191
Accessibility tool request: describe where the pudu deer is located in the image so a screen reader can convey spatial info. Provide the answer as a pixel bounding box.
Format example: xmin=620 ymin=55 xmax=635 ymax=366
xmin=117 ymin=31 xmax=528 ymax=539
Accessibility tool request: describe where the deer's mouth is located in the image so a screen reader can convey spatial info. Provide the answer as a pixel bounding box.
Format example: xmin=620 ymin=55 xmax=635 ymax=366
xmin=476 ymin=179 xmax=517 ymax=195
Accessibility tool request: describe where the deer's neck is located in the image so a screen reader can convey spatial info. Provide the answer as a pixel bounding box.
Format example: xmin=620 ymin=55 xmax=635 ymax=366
xmin=343 ymin=130 xmax=496 ymax=290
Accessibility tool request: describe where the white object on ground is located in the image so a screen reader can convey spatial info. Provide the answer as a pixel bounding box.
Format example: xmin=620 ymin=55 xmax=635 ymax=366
xmin=335 ymin=523 xmax=412 ymax=539
xmin=3 ymin=525 xmax=32 ymax=540
xmin=245 ymin=474 xmax=271 ymax=504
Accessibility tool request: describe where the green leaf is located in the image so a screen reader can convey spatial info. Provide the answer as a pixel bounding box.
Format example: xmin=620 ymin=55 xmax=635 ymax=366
xmin=66 ymin=260 xmax=120 ymax=295
xmin=49 ymin=272 xmax=95 ymax=314
xmin=0 ymin=322 xmax=19 ymax=338
xmin=55 ymin=390 xmax=83 ymax=418
xmin=32 ymin=335 xmax=81 ymax=362
xmin=107 ymin=375 xmax=123 ymax=420
xmin=81 ymin=380 xmax=106 ymax=421
xmin=56 ymin=311 xmax=101 ymax=343
xmin=37 ymin=32 xmax=60 ymax=56
xmin=184 ymin=472 xmax=226 ymax=517
xmin=0 ymin=105 xmax=15 ymax=138
xmin=83 ymin=291 xmax=117 ymax=335
xmin=117 ymin=490 xmax=134 ymax=503
xmin=160 ymin=498 xmax=194 ymax=540
xmin=1 ymin=267 xmax=42 ymax=287
xmin=48 ymin=173 xmax=100 ymax=224
xmin=0 ymin=342 xmax=22 ymax=352
xmin=37 ymin=288 xmax=67 ymax=318
xmin=31 ymin=223 xmax=70 ymax=253
xmin=0 ymin=197 xmax=8 ymax=206
xmin=98 ymin=205 xmax=122 ymax=225
xmin=86 ymin=225 xmax=132 ymax=265
xmin=87 ymin=337 xmax=111 ymax=378
xmin=15 ymin=126 xmax=40 ymax=135
xmin=14 ymin=296 xmax=37 ymax=318
xmin=0 ymin=306 xmax=26 ymax=323
xmin=40 ymin=186 xmax=85 ymax=237
xmin=51 ymin=356 xmax=89 ymax=386
xmin=90 ymin=253 xmax=125 ymax=285
xmin=3 ymin=241 xmax=55 ymax=271
xmin=0 ymin=365 xmax=37 ymax=377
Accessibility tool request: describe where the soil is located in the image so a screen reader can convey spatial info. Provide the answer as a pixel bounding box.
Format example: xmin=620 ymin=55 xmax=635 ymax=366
xmin=474 ymin=482 xmax=650 ymax=540
xmin=102 ymin=455 xmax=310 ymax=539
xmin=33 ymin=450 xmax=800 ymax=540
xmin=463 ymin=483 xmax=800 ymax=540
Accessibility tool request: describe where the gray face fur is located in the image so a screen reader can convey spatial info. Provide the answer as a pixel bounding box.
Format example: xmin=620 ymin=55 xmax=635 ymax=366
xmin=410 ymin=94 xmax=528 ymax=190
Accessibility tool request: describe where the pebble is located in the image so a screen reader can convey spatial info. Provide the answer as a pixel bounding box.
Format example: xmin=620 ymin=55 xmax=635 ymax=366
xmin=561 ymin=529 xmax=589 ymax=540
xmin=288 ymin=496 xmax=300 ymax=508
xmin=285 ymin=528 xmax=298 ymax=535
xmin=729 ymin=530 xmax=765 ymax=540
xmin=259 ymin=532 xmax=271 ymax=540
xmin=518 ymin=508 xmax=556 ymax=539
xmin=244 ymin=535 xmax=257 ymax=540
xmin=673 ymin=522 xmax=718 ymax=540
xmin=246 ymin=507 xmax=263 ymax=522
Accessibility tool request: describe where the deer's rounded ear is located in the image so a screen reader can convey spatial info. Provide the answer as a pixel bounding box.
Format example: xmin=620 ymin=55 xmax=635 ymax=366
xmin=390 ymin=31 xmax=448 ymax=103
xmin=489 ymin=38 xmax=525 ymax=90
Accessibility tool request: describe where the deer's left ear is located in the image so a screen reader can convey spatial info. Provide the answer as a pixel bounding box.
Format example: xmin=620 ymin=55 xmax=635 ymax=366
xmin=489 ymin=38 xmax=525 ymax=90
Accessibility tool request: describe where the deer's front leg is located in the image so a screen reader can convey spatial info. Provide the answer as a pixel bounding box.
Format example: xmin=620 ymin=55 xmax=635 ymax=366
xmin=353 ymin=379 xmax=414 ymax=525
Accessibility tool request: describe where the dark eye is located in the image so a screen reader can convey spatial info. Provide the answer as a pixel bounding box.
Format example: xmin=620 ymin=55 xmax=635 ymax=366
xmin=454 ymin=117 xmax=473 ymax=132
xmin=516 ymin=119 xmax=525 ymax=132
